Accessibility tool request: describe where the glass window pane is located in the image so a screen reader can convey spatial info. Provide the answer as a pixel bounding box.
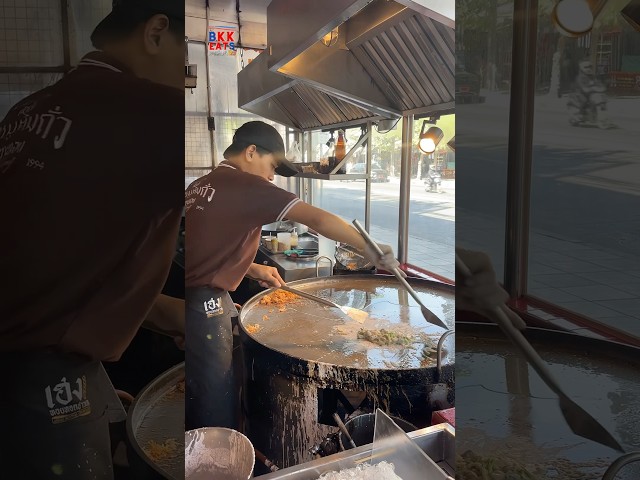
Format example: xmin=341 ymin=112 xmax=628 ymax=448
xmin=409 ymin=114 xmax=455 ymax=279
xmin=456 ymin=0 xmax=515 ymax=280
xmin=528 ymin=2 xmax=640 ymax=335
xmin=369 ymin=125 xmax=400 ymax=260
xmin=308 ymin=130 xmax=366 ymax=227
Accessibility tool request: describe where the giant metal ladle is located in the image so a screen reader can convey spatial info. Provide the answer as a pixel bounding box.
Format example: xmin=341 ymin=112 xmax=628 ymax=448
xmin=353 ymin=219 xmax=448 ymax=329
xmin=456 ymin=253 xmax=625 ymax=453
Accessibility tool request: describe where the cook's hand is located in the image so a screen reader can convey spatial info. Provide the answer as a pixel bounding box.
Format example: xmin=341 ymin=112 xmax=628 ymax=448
xmin=363 ymin=242 xmax=407 ymax=277
xmin=174 ymin=335 xmax=185 ymax=350
xmin=247 ymin=263 xmax=285 ymax=289
xmin=456 ymin=248 xmax=526 ymax=330
xmin=143 ymin=295 xmax=186 ymax=345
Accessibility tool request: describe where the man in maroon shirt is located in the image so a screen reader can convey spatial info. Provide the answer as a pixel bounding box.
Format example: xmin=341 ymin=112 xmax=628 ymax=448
xmin=0 ymin=1 xmax=184 ymax=478
xmin=185 ymin=121 xmax=403 ymax=430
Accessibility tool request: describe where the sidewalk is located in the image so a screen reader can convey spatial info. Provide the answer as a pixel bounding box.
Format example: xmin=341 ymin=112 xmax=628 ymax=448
xmin=458 ymin=208 xmax=640 ymax=339
xmin=336 ymin=178 xmax=456 ymax=281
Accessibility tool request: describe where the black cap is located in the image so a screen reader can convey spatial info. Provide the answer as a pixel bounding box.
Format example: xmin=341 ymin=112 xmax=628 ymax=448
xmin=223 ymin=121 xmax=300 ymax=177
xmin=91 ymin=0 xmax=183 ymax=41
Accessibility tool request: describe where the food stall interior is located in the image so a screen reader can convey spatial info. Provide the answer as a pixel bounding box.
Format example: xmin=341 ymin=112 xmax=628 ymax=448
xmin=185 ymin=0 xmax=456 ymax=477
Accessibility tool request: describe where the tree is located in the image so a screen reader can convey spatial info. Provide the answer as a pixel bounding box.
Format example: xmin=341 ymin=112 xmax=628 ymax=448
xmin=542 ymin=0 xmax=629 ymax=97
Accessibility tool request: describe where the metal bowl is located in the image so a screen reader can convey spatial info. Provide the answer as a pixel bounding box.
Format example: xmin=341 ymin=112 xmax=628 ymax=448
xmin=184 ymin=427 xmax=255 ymax=479
xmin=126 ymin=362 xmax=184 ymax=479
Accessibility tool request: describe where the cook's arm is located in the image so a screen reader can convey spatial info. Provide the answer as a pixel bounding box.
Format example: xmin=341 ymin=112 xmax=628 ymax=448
xmin=286 ymin=202 xmax=366 ymax=250
xmin=285 ymin=202 xmax=402 ymax=274
xmin=143 ymin=294 xmax=185 ymax=337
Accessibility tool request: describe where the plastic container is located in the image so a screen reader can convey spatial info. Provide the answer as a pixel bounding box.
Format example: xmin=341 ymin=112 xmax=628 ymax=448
xmin=318 ymin=235 xmax=336 ymax=259
xmin=277 ymin=232 xmax=291 ymax=252
xmin=326 ymin=138 xmax=336 ymax=173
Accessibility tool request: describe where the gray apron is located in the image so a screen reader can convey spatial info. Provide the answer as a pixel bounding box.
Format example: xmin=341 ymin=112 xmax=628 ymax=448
xmin=0 ymin=351 xmax=126 ymax=479
xmin=185 ymin=286 xmax=239 ymax=430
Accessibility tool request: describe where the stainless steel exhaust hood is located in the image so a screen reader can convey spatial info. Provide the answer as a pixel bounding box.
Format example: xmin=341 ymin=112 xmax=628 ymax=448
xmin=238 ymin=51 xmax=379 ymax=131
xmin=238 ymin=0 xmax=454 ymax=131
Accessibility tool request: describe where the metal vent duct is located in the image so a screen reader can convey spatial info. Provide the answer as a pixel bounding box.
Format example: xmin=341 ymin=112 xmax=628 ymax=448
xmin=238 ymin=53 xmax=376 ymax=131
xmin=238 ymin=0 xmax=454 ymax=131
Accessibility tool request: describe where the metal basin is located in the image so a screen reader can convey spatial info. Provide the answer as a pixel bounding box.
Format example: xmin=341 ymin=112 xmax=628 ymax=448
xmin=184 ymin=427 xmax=255 ymax=480
xmin=339 ymin=413 xmax=417 ymax=451
xmin=126 ymin=362 xmax=184 ymax=479
xmin=258 ymin=423 xmax=455 ymax=479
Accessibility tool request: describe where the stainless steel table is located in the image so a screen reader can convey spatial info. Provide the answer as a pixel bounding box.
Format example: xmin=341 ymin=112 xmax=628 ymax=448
xmin=257 ymin=423 xmax=455 ymax=479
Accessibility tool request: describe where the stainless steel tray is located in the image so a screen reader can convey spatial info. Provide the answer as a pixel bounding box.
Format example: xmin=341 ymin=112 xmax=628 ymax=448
xmin=258 ymin=423 xmax=455 ymax=479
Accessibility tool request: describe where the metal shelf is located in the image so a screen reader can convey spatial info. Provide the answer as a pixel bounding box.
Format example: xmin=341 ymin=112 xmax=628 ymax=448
xmin=293 ymin=173 xmax=369 ymax=180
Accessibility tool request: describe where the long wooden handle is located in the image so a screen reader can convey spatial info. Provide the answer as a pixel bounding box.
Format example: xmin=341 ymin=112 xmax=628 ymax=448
xmin=353 ymin=219 xmax=427 ymax=309
xmin=492 ymin=306 xmax=566 ymax=397
xmin=455 ymin=253 xmax=566 ymax=398
xmin=279 ymin=285 xmax=338 ymax=308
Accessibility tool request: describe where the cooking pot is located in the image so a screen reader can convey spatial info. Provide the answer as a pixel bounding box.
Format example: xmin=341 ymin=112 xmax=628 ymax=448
xmin=238 ymin=275 xmax=455 ymax=468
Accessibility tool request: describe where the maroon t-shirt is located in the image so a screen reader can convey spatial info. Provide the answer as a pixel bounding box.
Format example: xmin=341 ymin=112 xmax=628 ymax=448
xmin=0 ymin=52 xmax=184 ymax=361
xmin=185 ymin=162 xmax=300 ymax=291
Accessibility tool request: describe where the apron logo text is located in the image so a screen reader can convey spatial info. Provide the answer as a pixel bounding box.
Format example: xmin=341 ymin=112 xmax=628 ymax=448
xmin=204 ymin=297 xmax=224 ymax=317
xmin=44 ymin=375 xmax=91 ymax=424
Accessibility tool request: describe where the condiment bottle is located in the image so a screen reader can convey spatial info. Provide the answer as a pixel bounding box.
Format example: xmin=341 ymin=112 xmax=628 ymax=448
xmin=270 ymin=237 xmax=278 ymax=252
xmin=290 ymin=227 xmax=298 ymax=248
xmin=335 ymin=130 xmax=346 ymax=174
xmin=326 ymin=138 xmax=336 ymax=173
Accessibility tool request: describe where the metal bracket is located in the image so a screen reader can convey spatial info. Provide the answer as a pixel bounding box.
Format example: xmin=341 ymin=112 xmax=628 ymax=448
xmin=316 ymin=256 xmax=334 ymax=277
xmin=436 ymin=329 xmax=455 ymax=378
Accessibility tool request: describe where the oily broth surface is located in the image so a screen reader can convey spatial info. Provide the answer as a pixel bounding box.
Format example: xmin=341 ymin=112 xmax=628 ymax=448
xmin=241 ymin=278 xmax=454 ymax=369
xmin=456 ymin=334 xmax=640 ymax=479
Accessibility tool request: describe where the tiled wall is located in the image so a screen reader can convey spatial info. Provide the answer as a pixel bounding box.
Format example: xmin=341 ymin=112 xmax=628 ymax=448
xmin=185 ymin=42 xmax=213 ymax=178
xmin=185 ymin=114 xmax=212 ymax=169
xmin=0 ymin=0 xmax=64 ymax=66
xmin=0 ymin=0 xmax=110 ymax=118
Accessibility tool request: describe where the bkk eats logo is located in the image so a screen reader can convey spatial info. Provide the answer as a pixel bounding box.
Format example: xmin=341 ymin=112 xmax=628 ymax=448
xmin=208 ymin=26 xmax=237 ymax=55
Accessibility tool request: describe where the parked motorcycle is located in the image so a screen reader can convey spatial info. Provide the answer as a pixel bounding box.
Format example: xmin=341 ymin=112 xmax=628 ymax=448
xmin=424 ymin=166 xmax=442 ymax=193
xmin=567 ymin=60 xmax=615 ymax=129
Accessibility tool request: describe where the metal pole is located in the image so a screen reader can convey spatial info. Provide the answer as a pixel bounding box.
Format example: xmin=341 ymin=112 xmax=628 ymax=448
xmin=365 ymin=122 xmax=372 ymax=232
xmin=60 ymin=0 xmax=71 ymax=71
xmin=398 ymin=115 xmax=412 ymax=264
xmin=305 ymin=131 xmax=312 ymax=201
xmin=205 ymin=3 xmax=217 ymax=167
xmin=504 ymin=0 xmax=538 ymax=296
